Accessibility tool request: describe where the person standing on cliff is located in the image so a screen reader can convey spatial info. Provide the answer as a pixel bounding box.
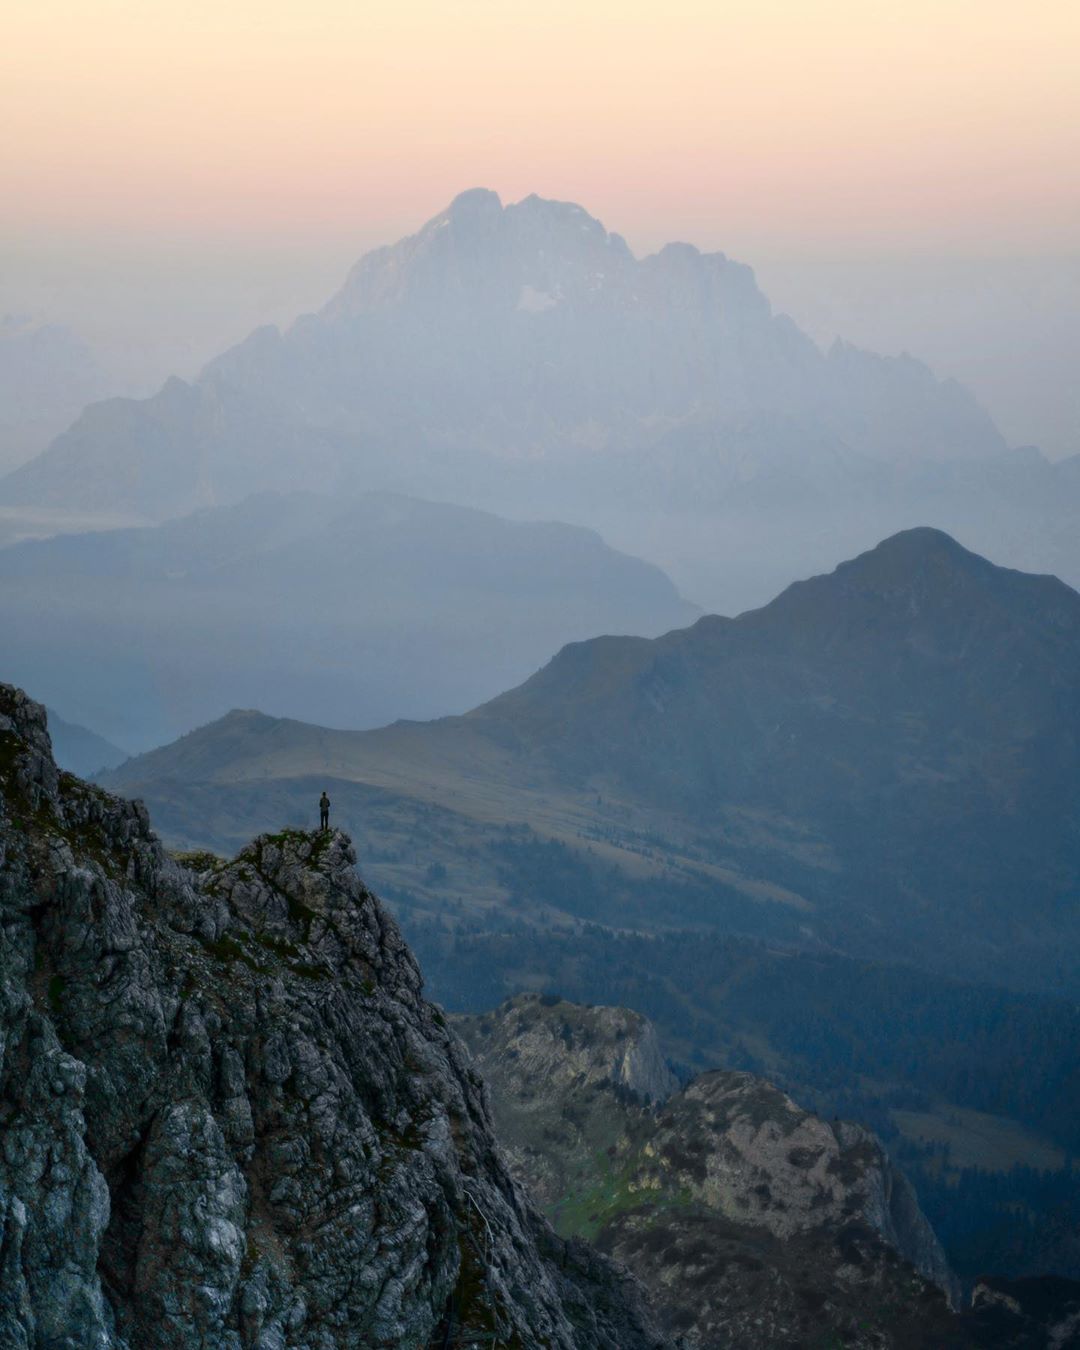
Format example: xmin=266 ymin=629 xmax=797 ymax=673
xmin=319 ymin=791 xmax=330 ymax=832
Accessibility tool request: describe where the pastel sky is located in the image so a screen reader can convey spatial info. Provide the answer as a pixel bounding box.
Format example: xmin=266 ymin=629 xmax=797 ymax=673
xmin=3 ymin=0 xmax=1078 ymax=455
xmin=5 ymin=0 xmax=1078 ymax=251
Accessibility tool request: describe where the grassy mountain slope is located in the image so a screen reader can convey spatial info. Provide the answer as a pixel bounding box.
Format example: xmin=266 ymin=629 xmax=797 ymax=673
xmin=96 ymin=529 xmax=1080 ymax=1279
xmin=103 ymin=527 xmax=1080 ymax=994
xmin=0 ymin=489 xmax=696 ymax=749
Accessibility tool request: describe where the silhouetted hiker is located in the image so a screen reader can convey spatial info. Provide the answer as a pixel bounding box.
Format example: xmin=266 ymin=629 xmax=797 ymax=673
xmin=319 ymin=791 xmax=330 ymax=832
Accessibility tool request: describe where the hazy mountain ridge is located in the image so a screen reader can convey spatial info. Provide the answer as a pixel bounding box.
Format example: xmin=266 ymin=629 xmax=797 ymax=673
xmin=208 ymin=186 xmax=1000 ymax=478
xmin=10 ymin=190 xmax=1080 ymax=615
xmin=0 ymin=489 xmax=696 ymax=749
xmin=0 ymin=316 xmax=111 ymax=475
xmin=103 ymin=527 xmax=1080 ymax=994
xmin=43 ymin=707 xmax=128 ymax=776
xmin=4 ymin=190 xmax=1053 ymax=618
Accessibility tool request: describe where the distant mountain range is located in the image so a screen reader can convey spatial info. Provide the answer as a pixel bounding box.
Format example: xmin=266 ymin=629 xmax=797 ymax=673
xmin=6 ymin=190 xmax=1078 ymax=611
xmin=0 ymin=315 xmax=111 ymax=475
xmin=102 ymin=527 xmax=1080 ymax=998
xmin=0 ymin=489 xmax=696 ymax=749
xmin=44 ymin=708 xmax=128 ymax=777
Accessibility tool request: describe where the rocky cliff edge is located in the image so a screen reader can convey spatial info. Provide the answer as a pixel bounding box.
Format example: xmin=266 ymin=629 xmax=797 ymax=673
xmin=0 ymin=685 xmax=668 ymax=1349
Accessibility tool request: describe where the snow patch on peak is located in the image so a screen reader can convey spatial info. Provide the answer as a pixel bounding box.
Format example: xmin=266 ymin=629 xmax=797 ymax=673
xmin=517 ymin=284 xmax=561 ymax=313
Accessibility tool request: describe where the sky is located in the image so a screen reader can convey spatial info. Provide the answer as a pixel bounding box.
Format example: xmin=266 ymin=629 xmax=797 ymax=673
xmin=3 ymin=0 xmax=1079 ymax=452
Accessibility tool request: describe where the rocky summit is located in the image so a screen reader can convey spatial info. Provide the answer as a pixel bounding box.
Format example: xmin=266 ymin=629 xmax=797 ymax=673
xmin=0 ymin=685 xmax=666 ymax=1349
xmin=456 ymin=995 xmax=970 ymax=1348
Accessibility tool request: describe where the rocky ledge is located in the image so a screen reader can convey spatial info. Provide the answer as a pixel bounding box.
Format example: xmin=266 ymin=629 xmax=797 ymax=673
xmin=457 ymin=994 xmax=968 ymax=1349
xmin=0 ymin=686 xmax=667 ymax=1349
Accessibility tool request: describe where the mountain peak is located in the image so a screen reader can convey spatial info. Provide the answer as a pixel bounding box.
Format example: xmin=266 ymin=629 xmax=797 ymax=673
xmin=859 ymin=525 xmax=973 ymax=566
xmin=95 ymin=532 xmax=1080 ymax=996
xmin=761 ymin=525 xmax=1080 ymax=637
xmin=444 ymin=185 xmax=503 ymax=217
xmin=834 ymin=524 xmax=1036 ymax=590
xmin=5 ymin=190 xmax=1010 ymax=543
xmin=511 ymin=192 xmax=607 ymax=227
xmin=220 ymin=707 xmax=278 ymax=724
xmin=656 ymin=240 xmax=702 ymax=261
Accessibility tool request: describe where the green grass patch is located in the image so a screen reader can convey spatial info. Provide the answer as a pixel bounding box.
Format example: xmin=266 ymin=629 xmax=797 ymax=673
xmin=554 ymin=1150 xmax=690 ymax=1244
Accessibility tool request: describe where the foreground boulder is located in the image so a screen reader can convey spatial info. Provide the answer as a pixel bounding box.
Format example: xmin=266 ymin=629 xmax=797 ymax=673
xmin=0 ymin=686 xmax=667 ymax=1349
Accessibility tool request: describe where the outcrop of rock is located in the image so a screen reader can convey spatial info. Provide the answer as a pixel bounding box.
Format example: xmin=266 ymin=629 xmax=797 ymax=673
xmin=457 ymin=995 xmax=968 ymax=1348
xmin=461 ymin=994 xmax=678 ymax=1106
xmin=0 ymin=686 xmax=668 ymax=1349
xmin=968 ymin=1276 xmax=1080 ymax=1347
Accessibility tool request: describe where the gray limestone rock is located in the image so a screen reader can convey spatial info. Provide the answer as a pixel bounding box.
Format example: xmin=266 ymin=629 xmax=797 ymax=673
xmin=0 ymin=686 xmax=668 ymax=1349
xmin=458 ymin=995 xmax=968 ymax=1348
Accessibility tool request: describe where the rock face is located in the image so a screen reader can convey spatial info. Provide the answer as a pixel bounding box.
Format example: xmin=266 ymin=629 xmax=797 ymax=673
xmin=649 ymin=1075 xmax=954 ymax=1288
xmin=458 ymin=995 xmax=965 ymax=1348
xmin=0 ymin=686 xmax=667 ymax=1349
xmin=460 ymin=993 xmax=679 ymax=1106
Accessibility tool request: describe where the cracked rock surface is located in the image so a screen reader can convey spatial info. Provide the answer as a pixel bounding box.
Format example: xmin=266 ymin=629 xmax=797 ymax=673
xmin=0 ymin=685 xmax=668 ymax=1349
